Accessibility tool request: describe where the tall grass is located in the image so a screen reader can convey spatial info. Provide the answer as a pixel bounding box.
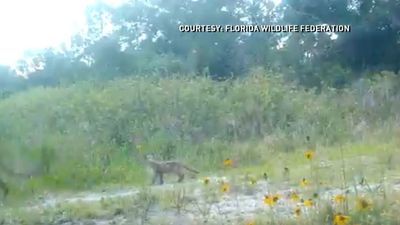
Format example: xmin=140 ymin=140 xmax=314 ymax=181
xmin=0 ymin=69 xmax=399 ymax=198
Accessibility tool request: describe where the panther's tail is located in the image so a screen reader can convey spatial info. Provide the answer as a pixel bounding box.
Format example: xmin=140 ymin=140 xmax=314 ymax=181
xmin=182 ymin=164 xmax=199 ymax=174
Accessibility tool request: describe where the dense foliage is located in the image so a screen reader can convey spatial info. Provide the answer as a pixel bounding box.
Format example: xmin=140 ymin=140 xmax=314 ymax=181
xmin=0 ymin=70 xmax=399 ymax=194
xmin=1 ymin=0 xmax=399 ymax=96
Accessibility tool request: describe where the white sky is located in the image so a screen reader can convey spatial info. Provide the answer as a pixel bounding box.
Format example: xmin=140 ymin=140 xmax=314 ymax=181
xmin=0 ymin=0 xmax=282 ymax=67
xmin=0 ymin=0 xmax=124 ymax=67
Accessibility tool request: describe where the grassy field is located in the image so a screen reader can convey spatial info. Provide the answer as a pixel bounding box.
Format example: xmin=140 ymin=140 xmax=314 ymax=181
xmin=0 ymin=69 xmax=399 ymax=224
xmin=0 ymin=138 xmax=399 ymax=224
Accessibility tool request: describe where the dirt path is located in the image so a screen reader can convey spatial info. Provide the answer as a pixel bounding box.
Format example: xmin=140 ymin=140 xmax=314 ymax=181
xmin=20 ymin=176 xmax=400 ymax=225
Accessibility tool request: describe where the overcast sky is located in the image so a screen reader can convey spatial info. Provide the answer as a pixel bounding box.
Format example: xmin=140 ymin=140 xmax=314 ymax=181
xmin=0 ymin=0 xmax=125 ymax=67
xmin=0 ymin=0 xmax=282 ymax=68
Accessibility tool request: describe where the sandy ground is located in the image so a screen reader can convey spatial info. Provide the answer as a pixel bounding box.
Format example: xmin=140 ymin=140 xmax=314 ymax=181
xmin=20 ymin=176 xmax=400 ymax=225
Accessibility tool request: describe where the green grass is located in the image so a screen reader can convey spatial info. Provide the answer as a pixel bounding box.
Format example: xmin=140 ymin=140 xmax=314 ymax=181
xmin=0 ymin=137 xmax=399 ymax=224
xmin=0 ymin=69 xmax=399 ymax=206
xmin=218 ymin=137 xmax=399 ymax=189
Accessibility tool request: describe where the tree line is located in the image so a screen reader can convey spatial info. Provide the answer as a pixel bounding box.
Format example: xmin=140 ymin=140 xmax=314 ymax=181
xmin=1 ymin=0 xmax=399 ymax=97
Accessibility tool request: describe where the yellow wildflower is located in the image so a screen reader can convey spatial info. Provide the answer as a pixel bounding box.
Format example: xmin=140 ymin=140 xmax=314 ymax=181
xmin=273 ymin=194 xmax=281 ymax=202
xmin=356 ymin=197 xmax=372 ymax=211
xmin=294 ymin=207 xmax=301 ymax=217
xmin=304 ymin=198 xmax=314 ymax=207
xmin=333 ymin=213 xmax=350 ymax=225
xmin=304 ymin=150 xmax=315 ymax=160
xmin=290 ymin=192 xmax=300 ymax=202
xmin=223 ymin=158 xmax=233 ymax=167
xmin=334 ymin=194 xmax=346 ymax=204
xmin=264 ymin=195 xmax=274 ymax=206
xmin=220 ymin=182 xmax=230 ymax=193
xmin=300 ymin=178 xmax=310 ymax=187
xmin=263 ymin=194 xmax=279 ymax=207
